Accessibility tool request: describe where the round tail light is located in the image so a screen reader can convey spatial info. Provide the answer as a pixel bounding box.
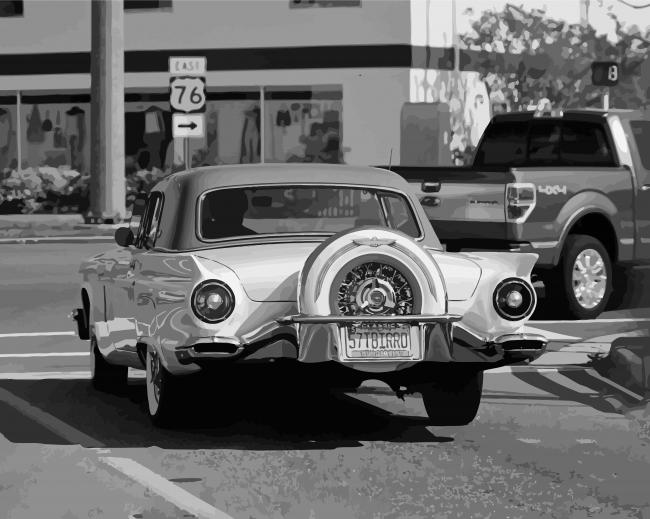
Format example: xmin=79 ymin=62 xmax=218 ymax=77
xmin=191 ymin=280 xmax=235 ymax=323
xmin=493 ymin=278 xmax=535 ymax=321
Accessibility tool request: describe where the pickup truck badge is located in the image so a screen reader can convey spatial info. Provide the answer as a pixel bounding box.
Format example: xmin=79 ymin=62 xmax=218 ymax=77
xmin=537 ymin=185 xmax=567 ymax=195
xmin=469 ymin=199 xmax=500 ymax=205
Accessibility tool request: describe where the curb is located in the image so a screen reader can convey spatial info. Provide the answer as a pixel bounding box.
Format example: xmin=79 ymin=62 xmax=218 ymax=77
xmin=0 ymin=236 xmax=116 ymax=244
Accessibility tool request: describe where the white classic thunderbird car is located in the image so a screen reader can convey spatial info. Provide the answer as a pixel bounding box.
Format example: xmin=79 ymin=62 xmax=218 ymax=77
xmin=73 ymin=164 xmax=547 ymax=426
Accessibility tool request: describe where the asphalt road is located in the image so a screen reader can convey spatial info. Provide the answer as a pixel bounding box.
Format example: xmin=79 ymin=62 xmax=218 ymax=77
xmin=1 ymin=242 xmax=649 ymax=519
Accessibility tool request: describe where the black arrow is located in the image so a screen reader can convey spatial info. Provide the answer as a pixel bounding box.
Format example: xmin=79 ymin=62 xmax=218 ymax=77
xmin=178 ymin=122 xmax=197 ymax=130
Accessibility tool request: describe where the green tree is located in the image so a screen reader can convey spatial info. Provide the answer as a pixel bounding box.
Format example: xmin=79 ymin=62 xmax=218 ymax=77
xmin=459 ymin=3 xmax=650 ymax=110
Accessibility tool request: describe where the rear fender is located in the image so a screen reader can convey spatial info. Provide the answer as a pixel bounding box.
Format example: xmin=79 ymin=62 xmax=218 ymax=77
xmin=459 ymin=251 xmax=539 ymax=279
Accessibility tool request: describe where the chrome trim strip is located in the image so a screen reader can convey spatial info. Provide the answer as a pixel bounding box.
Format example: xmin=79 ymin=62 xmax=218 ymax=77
xmin=493 ymin=333 xmax=548 ymax=345
xmin=390 ymin=242 xmax=438 ymax=299
xmin=278 ymin=313 xmax=462 ymax=324
xmin=314 ymin=241 xmax=358 ymax=299
xmin=186 ymin=345 xmax=244 ymax=359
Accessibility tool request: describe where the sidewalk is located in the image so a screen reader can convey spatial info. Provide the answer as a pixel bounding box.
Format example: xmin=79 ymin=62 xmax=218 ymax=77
xmin=0 ymin=214 xmax=119 ymax=243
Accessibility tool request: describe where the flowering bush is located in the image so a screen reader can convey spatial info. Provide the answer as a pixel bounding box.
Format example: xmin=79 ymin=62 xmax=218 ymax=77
xmin=0 ymin=167 xmax=89 ymax=214
xmin=125 ymin=167 xmax=168 ymax=208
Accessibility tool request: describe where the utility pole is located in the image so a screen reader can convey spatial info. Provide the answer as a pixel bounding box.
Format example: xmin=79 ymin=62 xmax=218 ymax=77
xmin=90 ymin=0 xmax=125 ymax=223
xmin=580 ymin=0 xmax=590 ymax=26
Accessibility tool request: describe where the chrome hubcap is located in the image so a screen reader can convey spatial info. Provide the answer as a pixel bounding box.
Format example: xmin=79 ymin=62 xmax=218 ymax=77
xmin=572 ymin=248 xmax=607 ymax=309
xmin=336 ymin=262 xmax=414 ymax=315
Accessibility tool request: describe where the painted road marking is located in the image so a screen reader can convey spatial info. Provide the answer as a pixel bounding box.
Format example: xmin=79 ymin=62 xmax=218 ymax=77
xmin=0 ymin=331 xmax=75 ymax=338
xmin=531 ymin=318 xmax=650 ymax=324
xmin=486 ymin=365 xmax=586 ymax=373
xmin=0 ymin=386 xmax=102 ymax=447
xmin=584 ymin=368 xmax=645 ymax=401
xmin=0 ymin=370 xmax=146 ymax=380
xmin=523 ymin=325 xmax=582 ymax=342
xmin=0 ymin=371 xmax=92 ymax=380
xmin=0 ymin=352 xmax=88 ymax=358
xmin=100 ymin=457 xmax=233 ymax=519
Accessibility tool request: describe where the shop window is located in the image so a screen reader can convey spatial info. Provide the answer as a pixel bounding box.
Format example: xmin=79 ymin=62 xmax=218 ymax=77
xmin=263 ymin=86 xmax=343 ymax=164
xmin=198 ymin=90 xmax=262 ymax=167
xmin=0 ymin=1 xmax=23 ymax=17
xmin=290 ymin=0 xmax=360 ymax=7
xmin=0 ymin=98 xmax=17 ymax=174
xmin=124 ymin=0 xmax=171 ymax=10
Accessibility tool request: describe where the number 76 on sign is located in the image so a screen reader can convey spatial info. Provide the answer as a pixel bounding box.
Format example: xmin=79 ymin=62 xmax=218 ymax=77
xmin=169 ymin=76 xmax=206 ymax=113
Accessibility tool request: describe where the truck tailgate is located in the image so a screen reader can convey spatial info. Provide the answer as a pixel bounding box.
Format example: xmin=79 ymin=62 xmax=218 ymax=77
xmin=390 ymin=167 xmax=512 ymax=243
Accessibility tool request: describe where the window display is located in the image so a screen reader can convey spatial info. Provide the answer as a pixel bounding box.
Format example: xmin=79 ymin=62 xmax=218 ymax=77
xmin=264 ymin=86 xmax=343 ymax=164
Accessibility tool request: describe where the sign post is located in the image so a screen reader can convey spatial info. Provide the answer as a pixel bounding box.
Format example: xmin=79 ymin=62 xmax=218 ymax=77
xmin=169 ymin=56 xmax=207 ymax=171
xmin=591 ymin=61 xmax=619 ymax=110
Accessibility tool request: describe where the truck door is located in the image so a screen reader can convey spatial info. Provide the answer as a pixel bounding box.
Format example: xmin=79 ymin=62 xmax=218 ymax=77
xmin=628 ymin=120 xmax=650 ymax=260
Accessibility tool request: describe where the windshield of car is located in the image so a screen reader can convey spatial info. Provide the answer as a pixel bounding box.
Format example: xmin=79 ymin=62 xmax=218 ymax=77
xmin=199 ymin=186 xmax=422 ymax=241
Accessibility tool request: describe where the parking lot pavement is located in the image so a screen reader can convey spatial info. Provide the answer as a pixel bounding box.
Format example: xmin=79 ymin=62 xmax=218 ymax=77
xmin=1 ymin=242 xmax=649 ymax=518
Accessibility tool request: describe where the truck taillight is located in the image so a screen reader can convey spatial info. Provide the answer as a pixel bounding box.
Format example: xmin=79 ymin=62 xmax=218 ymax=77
xmin=505 ymin=183 xmax=536 ymax=223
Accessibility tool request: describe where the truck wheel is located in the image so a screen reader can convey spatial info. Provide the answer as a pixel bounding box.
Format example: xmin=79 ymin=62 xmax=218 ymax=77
xmin=548 ymin=234 xmax=612 ymax=320
xmin=415 ymin=371 xmax=483 ymax=426
xmin=90 ymin=334 xmax=127 ymax=393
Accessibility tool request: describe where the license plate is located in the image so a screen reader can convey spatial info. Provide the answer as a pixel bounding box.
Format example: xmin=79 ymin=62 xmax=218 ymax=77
xmin=339 ymin=323 xmax=421 ymax=361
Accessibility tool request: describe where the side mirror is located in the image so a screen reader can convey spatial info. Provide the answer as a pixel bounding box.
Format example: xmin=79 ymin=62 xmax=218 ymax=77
xmin=114 ymin=227 xmax=134 ymax=248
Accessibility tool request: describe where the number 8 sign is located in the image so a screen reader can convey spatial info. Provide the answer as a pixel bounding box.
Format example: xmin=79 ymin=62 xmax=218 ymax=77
xmin=169 ymin=76 xmax=206 ymax=113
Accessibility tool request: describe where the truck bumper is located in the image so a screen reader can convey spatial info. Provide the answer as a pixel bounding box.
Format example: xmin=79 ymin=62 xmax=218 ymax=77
xmin=443 ymin=240 xmax=557 ymax=267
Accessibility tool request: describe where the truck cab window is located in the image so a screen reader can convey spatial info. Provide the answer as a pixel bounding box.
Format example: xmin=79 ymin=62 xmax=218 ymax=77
xmin=630 ymin=121 xmax=650 ymax=170
xmin=561 ymin=121 xmax=616 ymax=167
xmin=527 ymin=121 xmax=561 ymax=166
xmin=473 ymin=121 xmax=528 ymax=169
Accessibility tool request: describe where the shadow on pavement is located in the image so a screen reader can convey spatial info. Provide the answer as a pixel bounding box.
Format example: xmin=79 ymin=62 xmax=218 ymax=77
xmin=0 ymin=378 xmax=453 ymax=449
xmin=511 ymin=370 xmax=640 ymax=413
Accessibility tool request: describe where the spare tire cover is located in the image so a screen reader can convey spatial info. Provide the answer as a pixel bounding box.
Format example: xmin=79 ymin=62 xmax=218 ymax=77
xmin=299 ymin=227 xmax=447 ymax=318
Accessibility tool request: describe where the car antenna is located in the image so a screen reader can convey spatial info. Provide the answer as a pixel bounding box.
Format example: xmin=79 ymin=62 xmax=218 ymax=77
xmin=388 ymin=148 xmax=393 ymax=171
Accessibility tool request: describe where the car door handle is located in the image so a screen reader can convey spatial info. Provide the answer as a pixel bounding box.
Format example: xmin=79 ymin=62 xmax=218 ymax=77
xmin=421 ymin=196 xmax=441 ymax=207
xmin=421 ymin=181 xmax=441 ymax=193
xmin=641 ymin=184 xmax=650 ymax=191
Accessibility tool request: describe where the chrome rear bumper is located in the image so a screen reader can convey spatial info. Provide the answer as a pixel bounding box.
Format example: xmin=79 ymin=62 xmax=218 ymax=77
xmin=277 ymin=313 xmax=463 ymax=325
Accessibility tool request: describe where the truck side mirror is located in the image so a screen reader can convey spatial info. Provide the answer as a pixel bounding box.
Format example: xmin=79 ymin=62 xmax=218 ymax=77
xmin=115 ymin=227 xmax=134 ymax=248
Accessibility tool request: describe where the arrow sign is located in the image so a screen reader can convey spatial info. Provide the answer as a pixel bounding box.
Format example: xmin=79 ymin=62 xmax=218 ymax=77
xmin=173 ymin=113 xmax=204 ymax=139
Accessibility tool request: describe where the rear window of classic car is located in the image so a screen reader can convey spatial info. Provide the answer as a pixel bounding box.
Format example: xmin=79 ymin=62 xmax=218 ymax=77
xmin=199 ymin=186 xmax=421 ymax=240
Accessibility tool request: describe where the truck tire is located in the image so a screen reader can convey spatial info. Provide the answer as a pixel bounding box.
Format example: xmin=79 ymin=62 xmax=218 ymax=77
xmin=547 ymin=234 xmax=613 ymax=320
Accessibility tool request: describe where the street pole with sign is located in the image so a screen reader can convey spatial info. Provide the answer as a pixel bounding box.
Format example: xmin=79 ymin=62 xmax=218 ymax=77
xmin=169 ymin=56 xmax=207 ymax=172
xmin=591 ymin=61 xmax=619 ymax=110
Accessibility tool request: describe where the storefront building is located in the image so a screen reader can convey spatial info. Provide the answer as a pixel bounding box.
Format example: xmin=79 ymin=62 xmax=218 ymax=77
xmin=1 ymin=0 xmax=515 ymax=216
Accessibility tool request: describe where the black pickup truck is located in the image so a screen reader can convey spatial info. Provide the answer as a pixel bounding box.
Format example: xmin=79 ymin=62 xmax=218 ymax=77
xmin=386 ymin=109 xmax=650 ymax=319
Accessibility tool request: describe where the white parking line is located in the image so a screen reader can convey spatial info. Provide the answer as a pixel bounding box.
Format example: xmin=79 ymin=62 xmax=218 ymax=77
xmin=0 ymin=331 xmax=76 ymax=338
xmin=0 ymin=370 xmax=146 ymax=380
xmin=584 ymin=368 xmax=645 ymax=401
xmin=0 ymin=371 xmax=92 ymax=380
xmin=486 ymin=365 xmax=586 ymax=374
xmin=100 ymin=456 xmax=234 ymax=519
xmin=531 ymin=318 xmax=650 ymax=324
xmin=523 ymin=326 xmax=582 ymax=342
xmin=0 ymin=352 xmax=88 ymax=358
xmin=0 ymin=386 xmax=102 ymax=446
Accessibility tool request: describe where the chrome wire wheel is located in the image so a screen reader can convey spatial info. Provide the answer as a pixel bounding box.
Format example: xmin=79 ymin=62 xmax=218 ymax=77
xmin=335 ymin=261 xmax=416 ymax=316
xmin=571 ymin=248 xmax=607 ymax=310
xmin=146 ymin=347 xmax=162 ymax=415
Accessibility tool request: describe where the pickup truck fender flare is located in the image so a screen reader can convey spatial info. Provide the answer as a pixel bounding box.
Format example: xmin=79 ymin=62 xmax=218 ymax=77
xmin=552 ymin=191 xmax=619 ymax=266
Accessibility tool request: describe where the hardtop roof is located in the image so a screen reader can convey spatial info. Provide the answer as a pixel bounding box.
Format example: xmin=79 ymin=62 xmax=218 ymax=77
xmin=153 ymin=163 xmax=411 ymax=195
